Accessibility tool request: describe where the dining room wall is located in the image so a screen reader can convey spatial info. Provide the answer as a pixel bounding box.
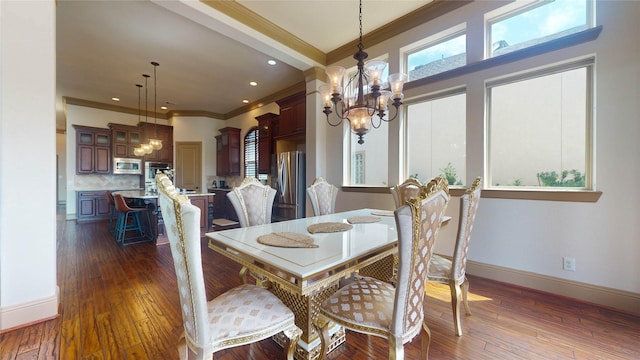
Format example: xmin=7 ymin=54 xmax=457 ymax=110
xmin=318 ymin=0 xmax=640 ymax=313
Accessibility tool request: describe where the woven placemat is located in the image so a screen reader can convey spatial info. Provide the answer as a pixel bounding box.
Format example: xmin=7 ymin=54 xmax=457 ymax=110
xmin=257 ymin=232 xmax=318 ymax=248
xmin=346 ymin=215 xmax=381 ymax=224
xmin=371 ymin=210 xmax=394 ymax=217
xmin=307 ymin=222 xmax=353 ymax=234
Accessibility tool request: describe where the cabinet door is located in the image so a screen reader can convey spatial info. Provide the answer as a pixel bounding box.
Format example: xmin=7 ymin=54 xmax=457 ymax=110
xmin=279 ymin=105 xmax=295 ymax=136
xmin=96 ymin=196 xmax=111 ymax=217
xmin=95 ymin=146 xmax=111 ymax=173
xmin=78 ymin=197 xmax=97 ymax=218
xmin=258 ymin=138 xmax=270 ymax=174
xmin=189 ymin=197 xmax=211 ymax=229
xmin=77 ymin=145 xmax=95 ymax=174
xmin=294 ymin=100 xmax=306 ymax=132
xmin=127 ymin=129 xmax=142 ymax=157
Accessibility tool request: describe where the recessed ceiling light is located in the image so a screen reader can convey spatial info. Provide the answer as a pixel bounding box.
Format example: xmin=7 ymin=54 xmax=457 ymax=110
xmin=242 ymin=99 xmax=249 ymax=104
xmin=249 ymin=81 xmax=257 ymax=86
xmin=111 ymin=97 xmax=120 ymax=102
xmin=160 ymin=106 xmax=168 ymax=110
xmin=268 ymin=60 xmax=276 ymax=65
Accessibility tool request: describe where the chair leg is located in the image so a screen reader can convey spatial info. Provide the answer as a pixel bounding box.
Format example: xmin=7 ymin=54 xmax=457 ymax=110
xmin=462 ymin=276 xmax=472 ymax=316
xmin=316 ymin=317 xmax=330 ymax=360
xmin=389 ymin=335 xmax=404 ymax=360
xmin=283 ymin=325 xmax=302 ymax=360
xmin=421 ymin=322 xmax=431 ymax=360
xmin=449 ymin=280 xmax=463 ymax=336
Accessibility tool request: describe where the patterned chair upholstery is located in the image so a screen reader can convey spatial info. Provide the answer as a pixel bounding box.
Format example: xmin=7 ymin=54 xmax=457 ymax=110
xmin=226 ymin=177 xmax=277 ymax=228
xmin=155 ymin=174 xmax=301 ymax=359
xmin=428 ymin=177 xmax=482 ymax=336
xmin=390 ymin=177 xmax=423 ymax=208
xmin=359 ymin=177 xmax=425 ymax=284
xmin=316 ymin=177 xmax=450 ymax=360
xmin=306 ymin=177 xmax=338 ymax=216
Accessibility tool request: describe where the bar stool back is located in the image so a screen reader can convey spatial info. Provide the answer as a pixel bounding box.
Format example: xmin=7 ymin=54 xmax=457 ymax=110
xmin=113 ymin=193 xmax=152 ymax=246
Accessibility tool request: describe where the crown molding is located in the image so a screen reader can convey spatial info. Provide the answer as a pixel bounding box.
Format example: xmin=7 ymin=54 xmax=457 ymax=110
xmin=201 ymin=0 xmax=326 ymax=65
xmin=327 ymin=0 xmax=472 ymax=64
xmin=166 ymin=110 xmax=225 ymax=119
xmin=225 ymin=81 xmax=306 ymax=119
xmin=63 ymin=97 xmax=168 ymax=119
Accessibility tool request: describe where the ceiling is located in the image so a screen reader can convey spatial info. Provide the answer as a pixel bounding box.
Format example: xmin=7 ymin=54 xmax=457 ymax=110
xmin=56 ymin=0 xmax=433 ymax=129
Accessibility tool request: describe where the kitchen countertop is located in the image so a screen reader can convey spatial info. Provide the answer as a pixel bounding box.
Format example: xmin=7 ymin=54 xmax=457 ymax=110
xmin=208 ymin=187 xmax=231 ymax=191
xmin=114 ymin=190 xmax=214 ymax=199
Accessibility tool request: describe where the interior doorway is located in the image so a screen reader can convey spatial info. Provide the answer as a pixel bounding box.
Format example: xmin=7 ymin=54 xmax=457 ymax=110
xmin=175 ymin=141 xmax=202 ymax=192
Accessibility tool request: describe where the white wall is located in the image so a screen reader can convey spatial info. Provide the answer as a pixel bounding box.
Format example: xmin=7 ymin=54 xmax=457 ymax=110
xmin=0 ymin=0 xmax=58 ymax=330
xmin=322 ymin=1 xmax=640 ymax=308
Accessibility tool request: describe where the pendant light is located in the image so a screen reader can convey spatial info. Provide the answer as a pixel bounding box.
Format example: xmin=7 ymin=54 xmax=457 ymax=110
xmin=148 ymin=61 xmax=163 ymax=150
xmin=141 ymin=73 xmax=153 ymax=155
xmin=133 ymin=84 xmax=146 ymax=157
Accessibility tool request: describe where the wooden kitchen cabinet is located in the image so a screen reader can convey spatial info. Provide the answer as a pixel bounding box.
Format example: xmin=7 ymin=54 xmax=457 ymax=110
xmin=73 ymin=125 xmax=111 ymax=174
xmin=142 ymin=123 xmax=173 ymax=163
xmin=215 ymin=127 xmax=241 ymax=176
xmin=109 ymin=123 xmax=143 ymax=158
xmin=255 ymin=112 xmax=278 ymax=174
xmin=275 ymin=92 xmax=305 ymax=138
xmin=76 ymin=190 xmax=110 ymax=222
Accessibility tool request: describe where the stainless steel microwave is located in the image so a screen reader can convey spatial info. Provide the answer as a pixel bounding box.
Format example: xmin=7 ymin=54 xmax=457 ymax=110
xmin=113 ymin=157 xmax=142 ymax=175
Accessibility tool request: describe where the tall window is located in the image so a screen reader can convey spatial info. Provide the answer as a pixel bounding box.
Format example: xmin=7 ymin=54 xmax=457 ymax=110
xmin=487 ymin=59 xmax=593 ymax=188
xmin=405 ymin=91 xmax=466 ymax=186
xmin=243 ymin=127 xmax=267 ymax=181
xmin=343 ymin=57 xmax=391 ymax=187
xmin=488 ymin=0 xmax=591 ymax=58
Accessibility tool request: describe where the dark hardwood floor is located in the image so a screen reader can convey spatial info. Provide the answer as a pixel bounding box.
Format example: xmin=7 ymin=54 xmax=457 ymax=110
xmin=1 ymin=208 xmax=639 ymax=359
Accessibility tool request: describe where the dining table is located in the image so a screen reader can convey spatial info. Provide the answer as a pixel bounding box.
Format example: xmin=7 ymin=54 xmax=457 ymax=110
xmin=206 ymin=208 xmax=450 ymax=360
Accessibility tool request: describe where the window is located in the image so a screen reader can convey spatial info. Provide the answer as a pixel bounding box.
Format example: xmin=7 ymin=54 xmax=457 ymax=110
xmin=343 ymin=57 xmax=391 ymax=187
xmin=487 ymin=59 xmax=593 ymax=188
xmin=243 ymin=127 xmax=267 ymax=181
xmin=405 ymin=25 xmax=466 ymax=82
xmin=488 ymin=0 xmax=591 ymax=58
xmin=345 ymin=121 xmax=389 ymax=186
xmin=405 ymin=90 xmax=466 ymax=186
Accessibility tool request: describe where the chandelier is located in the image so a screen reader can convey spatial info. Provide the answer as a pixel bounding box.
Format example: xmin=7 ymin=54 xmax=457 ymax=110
xmin=134 ymin=61 xmax=163 ymax=156
xmin=319 ymin=0 xmax=407 ymax=145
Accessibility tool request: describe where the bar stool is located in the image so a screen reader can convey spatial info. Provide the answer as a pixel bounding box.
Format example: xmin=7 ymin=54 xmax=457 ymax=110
xmin=113 ymin=193 xmax=152 ymax=246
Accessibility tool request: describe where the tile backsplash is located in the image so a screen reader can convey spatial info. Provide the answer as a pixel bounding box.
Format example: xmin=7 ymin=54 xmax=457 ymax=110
xmin=74 ymin=174 xmax=141 ymax=191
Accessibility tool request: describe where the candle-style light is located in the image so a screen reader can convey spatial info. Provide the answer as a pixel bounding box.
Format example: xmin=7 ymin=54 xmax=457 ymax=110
xmin=320 ymin=0 xmax=407 ymax=145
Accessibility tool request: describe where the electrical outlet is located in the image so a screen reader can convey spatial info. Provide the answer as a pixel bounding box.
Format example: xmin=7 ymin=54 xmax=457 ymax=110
xmin=563 ymin=257 xmax=576 ymax=271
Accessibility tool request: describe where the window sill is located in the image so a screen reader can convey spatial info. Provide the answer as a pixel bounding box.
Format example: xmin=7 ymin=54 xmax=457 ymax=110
xmin=482 ymin=189 xmax=602 ymax=202
xmin=341 ymin=186 xmax=601 ymax=202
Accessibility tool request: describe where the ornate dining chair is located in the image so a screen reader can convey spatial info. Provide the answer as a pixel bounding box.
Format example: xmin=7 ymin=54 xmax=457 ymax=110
xmin=156 ymin=173 xmax=302 ymax=360
xmin=226 ymin=177 xmax=277 ymax=228
xmin=306 ymin=177 xmax=338 ymax=216
xmin=359 ymin=177 xmax=426 ymax=284
xmin=316 ymin=177 xmax=450 ymax=360
xmin=390 ymin=177 xmax=423 ymax=208
xmin=428 ymin=177 xmax=482 ymax=336
xmin=227 ymin=177 xmax=278 ymax=284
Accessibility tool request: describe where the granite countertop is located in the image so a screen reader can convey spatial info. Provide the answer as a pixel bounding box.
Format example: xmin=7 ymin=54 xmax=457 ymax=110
xmin=208 ymin=187 xmax=231 ymax=191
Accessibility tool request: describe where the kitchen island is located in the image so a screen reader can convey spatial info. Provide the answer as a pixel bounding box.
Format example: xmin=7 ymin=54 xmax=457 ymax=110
xmin=113 ymin=190 xmax=215 ymax=245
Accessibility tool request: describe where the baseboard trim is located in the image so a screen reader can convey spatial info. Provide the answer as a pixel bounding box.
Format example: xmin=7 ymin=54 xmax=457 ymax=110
xmin=0 ymin=286 xmax=60 ymax=332
xmin=467 ymin=261 xmax=640 ymax=315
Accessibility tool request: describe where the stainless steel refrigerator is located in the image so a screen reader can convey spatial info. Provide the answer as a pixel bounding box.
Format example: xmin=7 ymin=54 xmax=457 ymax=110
xmin=273 ymin=151 xmax=305 ymax=221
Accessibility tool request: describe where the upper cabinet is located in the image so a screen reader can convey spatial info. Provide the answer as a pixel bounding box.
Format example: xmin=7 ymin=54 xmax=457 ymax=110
xmin=216 ymin=127 xmax=241 ymax=176
xmin=141 ymin=123 xmax=173 ymax=163
xmin=255 ymin=112 xmax=278 ymax=174
xmin=275 ymin=92 xmax=305 ymax=139
xmin=109 ymin=123 xmax=142 ymax=158
xmin=73 ymin=125 xmax=111 ymax=174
